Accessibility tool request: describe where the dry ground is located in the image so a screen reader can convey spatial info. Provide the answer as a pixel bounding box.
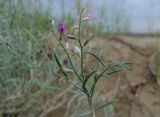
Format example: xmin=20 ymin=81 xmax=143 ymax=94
xmin=91 ymin=36 xmax=160 ymax=117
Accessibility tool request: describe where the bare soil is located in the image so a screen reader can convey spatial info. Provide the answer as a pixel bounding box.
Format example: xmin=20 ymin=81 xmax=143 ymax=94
xmin=91 ymin=36 xmax=160 ymax=117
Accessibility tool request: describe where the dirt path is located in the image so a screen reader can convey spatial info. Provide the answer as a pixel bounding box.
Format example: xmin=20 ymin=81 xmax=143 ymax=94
xmin=90 ymin=36 xmax=160 ymax=117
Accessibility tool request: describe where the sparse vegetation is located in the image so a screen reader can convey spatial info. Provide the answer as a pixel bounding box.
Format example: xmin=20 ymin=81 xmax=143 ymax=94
xmin=0 ymin=0 xmax=160 ymax=117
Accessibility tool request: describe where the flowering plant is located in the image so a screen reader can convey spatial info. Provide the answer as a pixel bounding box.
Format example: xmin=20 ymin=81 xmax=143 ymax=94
xmin=50 ymin=6 xmax=131 ymax=117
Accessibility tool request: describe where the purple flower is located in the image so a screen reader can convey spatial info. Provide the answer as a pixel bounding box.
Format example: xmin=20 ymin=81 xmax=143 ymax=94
xmin=57 ymin=22 xmax=65 ymax=34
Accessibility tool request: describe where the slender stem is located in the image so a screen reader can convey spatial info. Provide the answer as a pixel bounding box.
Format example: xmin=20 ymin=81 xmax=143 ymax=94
xmin=78 ymin=11 xmax=95 ymax=117
xmin=88 ymin=97 xmax=96 ymax=117
xmin=78 ymin=12 xmax=84 ymax=81
xmin=51 ymin=29 xmax=83 ymax=83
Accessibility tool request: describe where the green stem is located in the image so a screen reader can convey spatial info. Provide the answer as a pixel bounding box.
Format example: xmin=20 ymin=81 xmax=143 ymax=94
xmin=88 ymin=97 xmax=96 ymax=117
xmin=78 ymin=13 xmax=84 ymax=80
xmin=51 ymin=29 xmax=83 ymax=83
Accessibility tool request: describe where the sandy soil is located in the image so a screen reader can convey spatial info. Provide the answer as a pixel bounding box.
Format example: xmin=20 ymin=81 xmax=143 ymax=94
xmin=90 ymin=36 xmax=160 ymax=117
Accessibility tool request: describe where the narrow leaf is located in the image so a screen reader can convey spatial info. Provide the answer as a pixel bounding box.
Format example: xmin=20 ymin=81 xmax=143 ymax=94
xmin=66 ymin=34 xmax=78 ymax=40
xmin=83 ymin=39 xmax=90 ymax=46
xmin=53 ymin=50 xmax=68 ymax=78
xmin=84 ymin=51 xmax=105 ymax=67
xmin=96 ymin=99 xmax=118 ymax=110
xmin=96 ymin=64 xmax=111 ymax=79
xmin=58 ymin=42 xmax=83 ymax=82
xmin=107 ymin=69 xmax=123 ymax=75
xmin=83 ymin=61 xmax=94 ymax=72
xmin=112 ymin=61 xmax=131 ymax=70
xmin=83 ymin=71 xmax=97 ymax=89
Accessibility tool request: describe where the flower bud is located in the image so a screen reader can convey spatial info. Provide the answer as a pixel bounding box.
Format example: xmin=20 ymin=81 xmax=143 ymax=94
xmin=82 ymin=17 xmax=90 ymax=21
xmin=82 ymin=13 xmax=92 ymax=21
xmin=73 ymin=46 xmax=81 ymax=57
xmin=80 ymin=6 xmax=85 ymax=13
xmin=50 ymin=19 xmax=55 ymax=31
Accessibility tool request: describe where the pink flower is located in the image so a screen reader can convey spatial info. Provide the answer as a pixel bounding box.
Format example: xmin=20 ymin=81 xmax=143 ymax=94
xmin=57 ymin=22 xmax=65 ymax=34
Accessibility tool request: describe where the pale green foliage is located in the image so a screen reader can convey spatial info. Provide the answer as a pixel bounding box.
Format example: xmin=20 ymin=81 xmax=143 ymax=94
xmin=0 ymin=0 xmax=132 ymax=117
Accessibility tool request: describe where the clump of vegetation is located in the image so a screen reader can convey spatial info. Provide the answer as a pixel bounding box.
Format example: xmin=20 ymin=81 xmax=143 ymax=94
xmin=0 ymin=0 xmax=131 ymax=117
xmin=0 ymin=0 xmax=53 ymax=116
